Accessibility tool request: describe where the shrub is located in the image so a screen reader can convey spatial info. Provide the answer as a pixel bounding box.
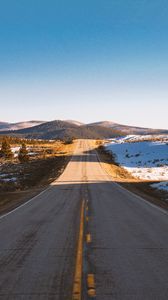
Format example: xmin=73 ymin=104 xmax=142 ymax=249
xmin=0 ymin=138 xmax=14 ymax=159
xmin=18 ymin=143 xmax=29 ymax=163
xmin=64 ymin=139 xmax=73 ymax=145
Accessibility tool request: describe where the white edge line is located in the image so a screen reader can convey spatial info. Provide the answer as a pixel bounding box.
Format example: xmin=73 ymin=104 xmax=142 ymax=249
xmin=3 ymin=141 xmax=166 ymax=220
xmin=0 ymin=141 xmax=78 ymax=221
xmin=95 ymin=149 xmax=168 ymax=217
xmin=0 ymin=186 xmax=51 ymax=220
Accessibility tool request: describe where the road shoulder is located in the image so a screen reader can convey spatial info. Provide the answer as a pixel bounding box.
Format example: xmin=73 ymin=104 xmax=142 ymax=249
xmin=96 ymin=144 xmax=168 ymax=211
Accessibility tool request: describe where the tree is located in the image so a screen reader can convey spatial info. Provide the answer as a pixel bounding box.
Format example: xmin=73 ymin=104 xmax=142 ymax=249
xmin=64 ymin=138 xmax=73 ymax=145
xmin=0 ymin=138 xmax=13 ymax=159
xmin=18 ymin=143 xmax=29 ymax=163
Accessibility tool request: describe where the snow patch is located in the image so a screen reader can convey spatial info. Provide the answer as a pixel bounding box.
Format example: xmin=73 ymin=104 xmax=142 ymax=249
xmin=105 ymin=135 xmax=168 ymax=181
xmin=151 ymin=181 xmax=168 ymax=192
xmin=1 ymin=177 xmax=17 ymax=182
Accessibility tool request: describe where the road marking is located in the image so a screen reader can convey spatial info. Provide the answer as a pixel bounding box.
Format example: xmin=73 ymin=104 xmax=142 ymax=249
xmin=87 ymin=274 xmax=96 ymax=297
xmin=86 ymin=233 xmax=91 ymax=243
xmin=0 ymin=142 xmax=79 ymax=221
xmin=95 ymin=149 xmax=168 ymax=216
xmin=0 ymin=187 xmax=51 ymax=220
xmin=72 ymin=200 xmax=85 ymax=300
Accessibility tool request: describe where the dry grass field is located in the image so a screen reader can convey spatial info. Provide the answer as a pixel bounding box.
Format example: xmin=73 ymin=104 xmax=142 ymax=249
xmin=0 ymin=139 xmax=75 ymax=214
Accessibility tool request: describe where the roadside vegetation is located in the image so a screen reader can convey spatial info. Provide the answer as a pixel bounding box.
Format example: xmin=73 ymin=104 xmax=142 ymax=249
xmin=0 ymin=136 xmax=74 ymax=214
xmin=0 ymin=137 xmax=14 ymax=159
xmin=96 ymin=137 xmax=168 ymax=210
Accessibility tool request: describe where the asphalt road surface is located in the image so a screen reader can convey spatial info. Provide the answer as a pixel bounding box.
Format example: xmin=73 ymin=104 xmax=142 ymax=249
xmin=0 ymin=140 xmax=168 ymax=299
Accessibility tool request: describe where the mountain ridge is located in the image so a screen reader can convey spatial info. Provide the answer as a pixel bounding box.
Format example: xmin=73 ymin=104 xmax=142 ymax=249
xmin=0 ymin=119 xmax=167 ymax=140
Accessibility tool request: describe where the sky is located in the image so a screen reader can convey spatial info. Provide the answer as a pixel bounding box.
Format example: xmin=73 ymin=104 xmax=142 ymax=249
xmin=0 ymin=0 xmax=168 ymax=129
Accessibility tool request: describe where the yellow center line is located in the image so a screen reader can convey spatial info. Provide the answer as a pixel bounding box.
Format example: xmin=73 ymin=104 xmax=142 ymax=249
xmin=87 ymin=274 xmax=96 ymax=297
xmin=86 ymin=233 xmax=91 ymax=243
xmin=72 ymin=200 xmax=85 ymax=300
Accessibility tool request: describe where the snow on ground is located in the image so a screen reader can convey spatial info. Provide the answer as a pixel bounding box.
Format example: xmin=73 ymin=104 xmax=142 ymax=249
xmin=105 ymin=135 xmax=168 ymax=181
xmin=151 ymin=181 xmax=168 ymax=192
xmin=0 ymin=173 xmax=18 ymax=182
xmin=11 ymin=147 xmax=20 ymax=157
xmin=108 ymin=134 xmax=168 ymax=144
xmin=1 ymin=177 xmax=17 ymax=182
xmin=11 ymin=147 xmax=37 ymax=157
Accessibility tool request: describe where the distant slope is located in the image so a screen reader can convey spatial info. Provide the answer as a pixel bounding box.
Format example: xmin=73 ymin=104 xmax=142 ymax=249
xmin=0 ymin=121 xmax=45 ymax=131
xmin=88 ymin=121 xmax=116 ymax=127
xmin=0 ymin=119 xmax=167 ymax=140
xmin=88 ymin=121 xmax=168 ymax=135
xmin=65 ymin=120 xmax=84 ymax=126
xmin=0 ymin=120 xmax=122 ymax=140
xmin=0 ymin=122 xmax=10 ymax=131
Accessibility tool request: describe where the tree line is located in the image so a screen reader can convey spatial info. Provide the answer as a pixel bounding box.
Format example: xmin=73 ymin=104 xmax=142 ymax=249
xmin=0 ymin=135 xmax=54 ymax=145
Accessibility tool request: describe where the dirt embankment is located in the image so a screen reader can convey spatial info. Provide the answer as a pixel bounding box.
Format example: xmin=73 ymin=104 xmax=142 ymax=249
xmin=0 ymin=141 xmax=75 ymax=215
xmin=96 ymin=144 xmax=168 ymax=211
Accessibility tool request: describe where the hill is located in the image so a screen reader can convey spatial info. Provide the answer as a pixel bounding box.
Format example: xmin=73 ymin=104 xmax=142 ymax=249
xmin=0 ymin=119 xmax=167 ymax=140
xmin=0 ymin=122 xmax=10 ymax=131
xmin=0 ymin=121 xmax=45 ymax=131
xmin=88 ymin=121 xmax=168 ymax=135
xmin=0 ymin=120 xmax=122 ymax=140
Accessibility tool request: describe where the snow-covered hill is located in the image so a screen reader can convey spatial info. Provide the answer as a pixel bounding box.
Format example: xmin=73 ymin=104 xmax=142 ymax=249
xmin=104 ymin=135 xmax=168 ymax=188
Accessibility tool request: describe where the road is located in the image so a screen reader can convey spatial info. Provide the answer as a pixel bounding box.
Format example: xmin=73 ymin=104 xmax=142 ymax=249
xmin=0 ymin=139 xmax=168 ymax=299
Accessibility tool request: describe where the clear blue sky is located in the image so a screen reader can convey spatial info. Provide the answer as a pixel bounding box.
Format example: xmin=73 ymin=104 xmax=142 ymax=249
xmin=0 ymin=0 xmax=168 ymax=128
